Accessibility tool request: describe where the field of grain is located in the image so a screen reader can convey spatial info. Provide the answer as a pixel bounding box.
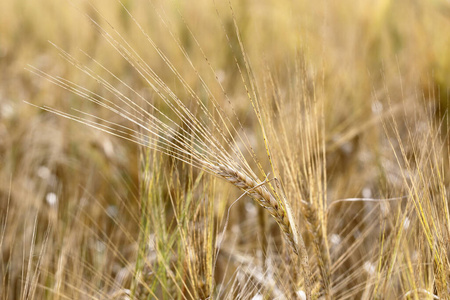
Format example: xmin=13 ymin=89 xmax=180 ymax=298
xmin=1 ymin=0 xmax=450 ymax=299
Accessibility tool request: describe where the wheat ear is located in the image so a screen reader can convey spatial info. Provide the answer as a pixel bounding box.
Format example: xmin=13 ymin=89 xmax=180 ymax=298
xmin=214 ymin=164 xmax=312 ymax=299
xmin=215 ymin=164 xmax=297 ymax=253
xmin=303 ymin=201 xmax=331 ymax=299
xmin=27 ymin=6 xmax=314 ymax=296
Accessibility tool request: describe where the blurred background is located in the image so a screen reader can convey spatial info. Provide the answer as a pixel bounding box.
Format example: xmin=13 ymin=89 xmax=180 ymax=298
xmin=1 ymin=0 xmax=450 ymax=299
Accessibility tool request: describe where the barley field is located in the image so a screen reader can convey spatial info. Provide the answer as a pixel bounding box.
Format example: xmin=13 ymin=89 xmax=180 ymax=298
xmin=1 ymin=0 xmax=450 ymax=299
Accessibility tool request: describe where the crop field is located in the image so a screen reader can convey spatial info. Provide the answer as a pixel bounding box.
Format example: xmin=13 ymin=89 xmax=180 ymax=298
xmin=1 ymin=0 xmax=450 ymax=299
